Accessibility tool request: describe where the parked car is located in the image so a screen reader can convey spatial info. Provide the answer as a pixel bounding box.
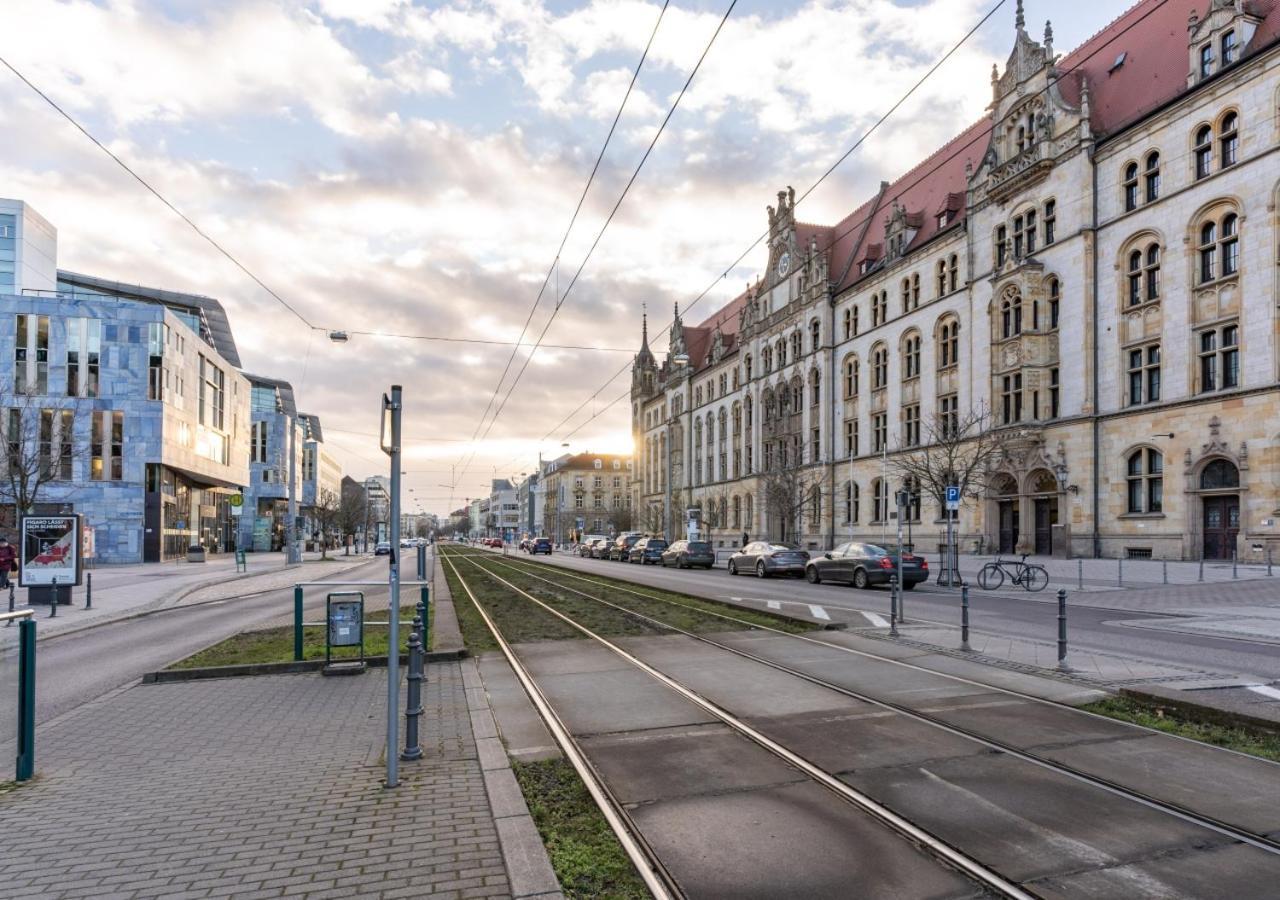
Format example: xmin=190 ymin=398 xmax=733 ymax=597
xmin=374 ymin=542 xmax=392 ymax=556
xmin=529 ymin=537 xmax=552 ymax=555
xmin=661 ymin=540 xmax=715 ymax=569
xmin=589 ymin=539 xmax=612 ymax=559
xmin=727 ymin=541 xmax=810 ymax=578
xmin=806 ymin=542 xmax=929 ymax=589
xmin=628 ymin=537 xmax=668 ymax=564
xmin=579 ymin=534 xmax=607 ymax=552
xmin=607 ymin=533 xmax=643 ymax=561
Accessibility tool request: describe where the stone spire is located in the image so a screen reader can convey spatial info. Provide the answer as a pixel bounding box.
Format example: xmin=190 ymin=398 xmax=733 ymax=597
xmin=1015 ymin=0 xmax=1025 ymax=32
xmin=636 ymin=304 xmax=654 ymax=366
xmin=1044 ymin=19 xmax=1053 ymax=57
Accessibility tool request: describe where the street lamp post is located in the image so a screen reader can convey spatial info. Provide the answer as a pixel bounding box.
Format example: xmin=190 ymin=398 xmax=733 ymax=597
xmin=666 ymin=353 xmax=689 ymax=539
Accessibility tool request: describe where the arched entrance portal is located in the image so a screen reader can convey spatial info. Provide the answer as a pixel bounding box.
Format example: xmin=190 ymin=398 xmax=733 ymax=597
xmin=1027 ymin=469 xmax=1059 ymax=556
xmin=991 ymin=474 xmax=1019 ymax=554
xmin=1199 ymin=459 xmax=1240 ymax=560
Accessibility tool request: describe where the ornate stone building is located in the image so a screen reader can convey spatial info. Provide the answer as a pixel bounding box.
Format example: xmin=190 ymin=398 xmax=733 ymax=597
xmin=631 ymin=0 xmax=1280 ymax=561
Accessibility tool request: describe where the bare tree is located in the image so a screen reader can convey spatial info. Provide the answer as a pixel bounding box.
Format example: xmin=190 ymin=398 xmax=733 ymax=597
xmin=0 ymin=382 xmax=90 ymax=532
xmin=758 ymin=447 xmax=820 ymax=544
xmin=338 ymin=479 xmax=367 ymax=550
xmin=311 ymin=488 xmax=341 ymax=559
xmin=606 ymin=506 xmax=633 ymax=534
xmin=887 ymin=403 xmax=1008 ymax=517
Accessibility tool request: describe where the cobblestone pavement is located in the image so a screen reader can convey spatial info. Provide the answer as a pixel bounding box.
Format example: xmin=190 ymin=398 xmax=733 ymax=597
xmin=0 ymin=663 xmax=512 ymax=899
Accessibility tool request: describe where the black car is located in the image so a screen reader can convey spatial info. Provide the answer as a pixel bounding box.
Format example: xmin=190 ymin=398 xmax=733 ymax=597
xmin=607 ymin=534 xmax=643 ymax=561
xmin=805 ymin=542 xmax=929 ymax=589
xmin=661 ymin=540 xmax=715 ymax=569
xmin=529 ymin=537 xmax=552 ymax=555
xmin=727 ymin=541 xmax=809 ymax=578
xmin=629 ymin=537 xmax=668 ymax=564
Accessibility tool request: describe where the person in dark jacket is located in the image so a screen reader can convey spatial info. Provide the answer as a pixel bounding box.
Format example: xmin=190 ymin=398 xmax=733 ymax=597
xmin=0 ymin=537 xmax=16 ymax=589
xmin=741 ymin=532 xmax=749 ymax=547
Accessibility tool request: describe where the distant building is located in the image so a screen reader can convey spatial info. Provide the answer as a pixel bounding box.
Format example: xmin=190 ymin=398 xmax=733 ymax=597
xmin=1 ymin=199 xmax=249 ymax=562
xmin=364 ymin=475 xmax=390 ymax=544
xmin=540 ymin=452 xmax=634 ymax=541
xmin=488 ymin=478 xmax=519 ymax=539
xmin=238 ymin=375 xmax=303 ymax=552
xmin=299 ymin=413 xmax=342 ymax=547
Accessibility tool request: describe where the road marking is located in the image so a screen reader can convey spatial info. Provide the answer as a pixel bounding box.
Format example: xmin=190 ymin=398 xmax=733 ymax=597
xmin=861 ymin=611 xmax=890 ymax=628
xmin=1246 ymin=685 xmax=1280 ymax=701
xmin=767 ymin=601 xmax=781 ymax=610
xmin=808 ymin=605 xmax=830 ymax=620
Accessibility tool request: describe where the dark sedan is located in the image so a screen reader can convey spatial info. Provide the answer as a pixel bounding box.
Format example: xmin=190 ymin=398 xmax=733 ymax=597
xmin=728 ymin=542 xmax=809 ymax=578
xmin=607 ymin=534 xmax=643 ymax=561
xmin=661 ymin=540 xmax=715 ymax=569
xmin=529 ymin=537 xmax=552 ymax=555
xmin=805 ymin=542 xmax=929 ymax=589
xmin=628 ymin=537 xmax=668 ymax=564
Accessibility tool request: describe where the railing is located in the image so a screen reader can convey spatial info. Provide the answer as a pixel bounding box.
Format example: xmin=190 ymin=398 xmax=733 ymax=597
xmin=3 ymin=609 xmax=36 ymax=781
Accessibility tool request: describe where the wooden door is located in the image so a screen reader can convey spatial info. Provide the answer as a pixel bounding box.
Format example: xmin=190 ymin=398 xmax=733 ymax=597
xmin=998 ymin=501 xmax=1019 ymax=554
xmin=1034 ymin=498 xmax=1055 ymax=556
xmin=1202 ymin=496 xmax=1240 ymax=560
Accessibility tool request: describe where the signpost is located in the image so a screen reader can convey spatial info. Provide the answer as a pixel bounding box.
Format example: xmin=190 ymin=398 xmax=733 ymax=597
xmin=20 ymin=515 xmax=82 ymax=606
xmin=944 ymin=485 xmax=961 ymax=588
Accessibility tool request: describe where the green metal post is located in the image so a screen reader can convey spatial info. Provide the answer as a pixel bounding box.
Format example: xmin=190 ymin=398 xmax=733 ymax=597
xmin=420 ymin=586 xmax=430 ymax=652
xmin=16 ymin=618 xmax=35 ymax=781
xmin=293 ymin=586 xmax=304 ymax=661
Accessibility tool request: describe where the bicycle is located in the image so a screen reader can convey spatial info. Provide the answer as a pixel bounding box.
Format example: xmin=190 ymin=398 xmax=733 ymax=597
xmin=976 ymin=555 xmax=1048 ymax=592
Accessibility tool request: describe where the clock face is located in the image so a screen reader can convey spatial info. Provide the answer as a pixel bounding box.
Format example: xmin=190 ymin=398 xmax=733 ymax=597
xmin=777 ymin=251 xmax=791 ymax=278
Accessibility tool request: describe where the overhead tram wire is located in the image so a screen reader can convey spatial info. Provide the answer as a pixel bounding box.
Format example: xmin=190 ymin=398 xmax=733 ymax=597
xmin=449 ymin=1 xmax=673 ymax=486
xmin=454 ymin=0 xmax=740 ymax=487
xmin=529 ymin=0 xmax=1178 ymax=456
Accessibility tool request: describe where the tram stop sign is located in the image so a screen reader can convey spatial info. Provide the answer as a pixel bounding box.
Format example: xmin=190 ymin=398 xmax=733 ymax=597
xmin=946 ymin=486 xmax=961 ymax=512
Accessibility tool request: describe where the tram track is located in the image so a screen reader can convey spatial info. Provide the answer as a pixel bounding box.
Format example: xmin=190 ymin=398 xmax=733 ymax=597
xmin=471 ymin=548 xmax=1280 ymax=851
xmin=443 ymin=547 xmax=1027 ymax=899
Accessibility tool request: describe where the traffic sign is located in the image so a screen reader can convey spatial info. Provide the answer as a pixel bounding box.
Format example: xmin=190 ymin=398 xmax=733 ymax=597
xmin=945 ymin=485 xmax=961 ymax=511
xmin=229 ymin=493 xmax=244 ymax=508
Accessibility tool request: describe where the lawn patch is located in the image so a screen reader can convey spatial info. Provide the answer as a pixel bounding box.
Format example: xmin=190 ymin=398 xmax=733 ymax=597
xmin=1081 ymin=696 xmax=1280 ymax=763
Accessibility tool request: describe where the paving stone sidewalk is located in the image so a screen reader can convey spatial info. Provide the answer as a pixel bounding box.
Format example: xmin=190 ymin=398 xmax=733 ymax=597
xmin=0 ymin=664 xmax=528 ymax=899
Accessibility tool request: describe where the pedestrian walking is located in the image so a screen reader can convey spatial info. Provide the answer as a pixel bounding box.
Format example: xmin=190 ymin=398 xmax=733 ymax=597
xmin=0 ymin=536 xmax=16 ymax=590
xmin=741 ymin=531 xmax=749 ymax=547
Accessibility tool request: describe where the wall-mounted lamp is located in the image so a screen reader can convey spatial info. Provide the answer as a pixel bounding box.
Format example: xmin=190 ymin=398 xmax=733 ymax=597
xmin=1151 ymin=432 xmax=1175 ymax=439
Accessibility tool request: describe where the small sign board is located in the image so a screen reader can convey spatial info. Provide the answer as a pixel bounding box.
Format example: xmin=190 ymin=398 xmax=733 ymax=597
xmin=20 ymin=515 xmax=83 ymax=587
xmin=946 ymin=486 xmax=961 ymax=511
xmin=325 ymin=591 xmax=366 ymax=675
xmin=230 ymin=493 xmax=245 ymax=517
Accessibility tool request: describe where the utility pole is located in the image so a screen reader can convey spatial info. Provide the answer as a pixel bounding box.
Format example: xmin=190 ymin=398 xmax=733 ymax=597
xmin=383 ymin=385 xmax=403 ymax=789
xmin=286 ymin=415 xmax=299 ymax=564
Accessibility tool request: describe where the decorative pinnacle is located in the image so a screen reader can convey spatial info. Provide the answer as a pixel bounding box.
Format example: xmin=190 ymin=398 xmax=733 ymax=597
xmin=1045 ymin=19 xmax=1053 ymax=51
xmin=1015 ymin=0 xmax=1024 ymax=31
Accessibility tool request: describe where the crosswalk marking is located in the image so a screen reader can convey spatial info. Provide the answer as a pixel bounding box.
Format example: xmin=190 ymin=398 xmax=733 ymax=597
xmin=808 ymin=605 xmax=830 ymax=620
xmin=767 ymin=600 xmax=781 ymax=610
xmin=862 ymin=611 xmax=890 ymax=628
xmin=1247 ymin=685 xmax=1280 ymax=701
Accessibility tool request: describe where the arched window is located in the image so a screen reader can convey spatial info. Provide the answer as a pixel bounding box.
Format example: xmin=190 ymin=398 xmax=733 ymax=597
xmin=762 ymin=390 xmax=775 ymax=423
xmin=1200 ymin=458 xmax=1240 ymax=489
xmin=938 ymin=317 xmax=960 ymax=368
xmin=762 ymin=346 xmax=772 ymax=372
xmin=871 ymin=344 xmax=888 ymax=389
xmin=810 ymin=369 xmax=821 ymax=406
xmin=1000 ymin=292 xmax=1022 ymax=339
xmin=790 ymin=331 xmax=802 ymax=361
xmin=1047 ymin=278 xmax=1060 ymax=329
xmin=732 ymin=495 xmax=741 ymax=529
xmin=900 ymin=278 xmax=911 ymax=314
xmin=791 ymin=379 xmax=802 ymax=410
xmin=843 ymin=356 xmax=860 ymax=398
xmin=872 ymin=292 xmax=887 ymax=326
xmin=1220 ymin=112 xmax=1239 ymax=167
xmin=948 ymin=254 xmax=959 ymax=291
xmin=1126 ymin=449 xmax=1164 ymax=514
xmin=1123 ymin=162 xmax=1139 ymax=211
xmin=936 ymin=259 xmax=947 ymax=297
xmin=845 ymin=482 xmax=860 ymax=523
xmin=1126 ymin=245 xmax=1162 ymax=306
xmin=902 ymin=331 xmax=922 ymax=380
xmin=732 ymin=403 xmax=742 ymax=435
xmin=872 ymin=478 xmax=890 ymax=522
xmin=1144 ymin=152 xmax=1161 ymax=202
xmin=1194 ymin=125 xmax=1213 ymax=179
xmin=777 ymin=338 xmax=787 ymax=367
xmin=808 ymin=485 xmax=821 ymax=527
xmin=1199 ymin=212 xmax=1239 ymax=283
xmin=842 ymin=308 xmax=852 ymax=340
xmin=744 ymin=395 xmax=752 ymax=428
xmin=810 ymin=320 xmax=821 ymax=352
xmin=912 ymin=274 xmax=920 ymax=308
xmin=851 ymin=305 xmax=859 ymax=336
xmin=995 ymin=225 xmax=1008 ymax=267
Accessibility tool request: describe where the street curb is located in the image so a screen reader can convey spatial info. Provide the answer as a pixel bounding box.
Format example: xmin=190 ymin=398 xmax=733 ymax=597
xmin=463 ymin=657 xmax=564 ymax=900
xmin=1118 ymin=686 xmax=1280 ymax=736
xmin=141 ymin=650 xmax=467 ymax=683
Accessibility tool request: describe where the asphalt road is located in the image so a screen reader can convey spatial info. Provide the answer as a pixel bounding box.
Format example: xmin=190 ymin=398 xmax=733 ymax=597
xmin=21 ymin=557 xmax=392 ymax=727
xmin=525 ymin=550 xmax=1280 ymax=681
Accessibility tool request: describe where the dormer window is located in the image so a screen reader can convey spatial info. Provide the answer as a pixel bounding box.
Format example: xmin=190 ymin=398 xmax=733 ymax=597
xmin=1199 ymin=44 xmax=1214 ymax=78
xmin=1222 ymin=30 xmax=1238 ymax=65
xmin=937 ymin=213 xmax=948 ymax=230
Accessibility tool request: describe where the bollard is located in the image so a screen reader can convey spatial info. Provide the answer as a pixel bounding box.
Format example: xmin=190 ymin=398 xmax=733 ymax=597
xmin=1077 ymin=559 xmax=1083 ymax=591
xmin=1198 ymin=557 xmax=1204 ymax=582
xmin=16 ymin=617 xmax=36 ymax=781
xmin=960 ymin=585 xmax=971 ymax=652
xmin=1117 ymin=557 xmax=1123 ymax=588
xmin=49 ymin=577 xmax=58 ymax=617
xmin=6 ymin=582 xmax=13 ymax=627
xmin=1056 ymin=588 xmax=1069 ymax=671
xmin=85 ymin=572 xmax=92 ymax=609
xmin=1232 ymin=550 xmax=1238 ymax=579
xmin=888 ymin=576 xmax=899 ymax=637
xmin=293 ymin=586 xmax=304 ymax=661
xmin=1162 ymin=559 xmax=1168 ymax=585
xmin=419 ymin=586 xmax=430 ymax=652
xmin=400 ymin=630 xmax=424 ymax=761
xmin=1269 ymin=547 xmax=1273 ymax=577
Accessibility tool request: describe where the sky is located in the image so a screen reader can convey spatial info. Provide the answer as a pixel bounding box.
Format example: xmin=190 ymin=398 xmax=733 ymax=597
xmin=0 ymin=0 xmax=1131 ymax=514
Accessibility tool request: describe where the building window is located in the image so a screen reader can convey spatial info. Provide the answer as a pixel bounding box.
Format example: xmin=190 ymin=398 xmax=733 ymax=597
xmin=900 ymin=278 xmax=911 ymax=314
xmin=68 ymin=317 xmax=101 ymax=399
xmin=1127 ymin=344 xmax=1161 ymax=406
xmin=1001 ymin=373 xmax=1023 ymax=424
xmin=1048 ymin=278 xmax=1060 ymax=329
xmin=1043 ymin=200 xmax=1056 ymax=246
xmin=936 ymin=259 xmax=947 ymax=297
xmin=995 ymin=225 xmax=1007 ymax=267
xmin=842 ymin=308 xmax=853 ymax=340
xmin=872 ymin=412 xmax=887 ymax=452
xmin=1199 ymin=43 xmax=1213 ymax=79
xmin=872 ymin=479 xmax=889 ymax=523
xmin=1194 ymin=125 xmax=1213 ymax=179
xmin=1199 ymin=213 xmax=1238 ymax=284
xmin=811 ymin=427 xmax=820 ymax=462
xmin=939 ymin=393 xmax=959 ymax=438
xmin=843 ymin=357 xmax=859 ymax=398
xmin=199 ymin=357 xmax=226 ymax=430
xmin=14 ymin=314 xmax=49 ymax=395
xmin=1222 ymin=29 xmax=1238 ymax=66
xmin=1144 ymin=152 xmax=1161 ymax=202
xmin=872 ymin=292 xmax=887 ymax=326
xmin=948 ymin=254 xmax=959 ymax=291
xmin=251 ymin=421 xmax=267 ymax=463
xmin=810 ymin=370 xmax=821 ymax=406
xmin=810 ymin=320 xmax=821 ymax=351
xmin=1198 ymin=323 xmax=1239 ymax=393
xmin=1000 ymin=294 xmax=1022 ymax=339
xmin=845 ymin=482 xmax=860 ymax=523
xmin=1123 ymin=163 xmax=1139 ymax=211
xmin=744 ymin=355 xmax=753 ymax=380
xmin=1049 ymin=368 xmax=1060 ymax=418
xmin=791 ymin=332 xmax=802 ymax=361
xmin=938 ymin=318 xmax=959 ymax=369
xmin=844 ymin=418 xmax=858 ymax=457
xmin=1126 ymin=449 xmax=1164 ymax=514
xmin=91 ymin=410 xmax=124 ymax=481
xmin=1127 ymin=244 xmax=1161 ymax=305
xmin=871 ymin=345 xmax=888 ymax=389
xmin=903 ymin=403 xmax=920 ymax=447
xmin=1220 ymin=112 xmax=1239 ymax=168
xmin=903 ymin=333 xmax=921 ymax=379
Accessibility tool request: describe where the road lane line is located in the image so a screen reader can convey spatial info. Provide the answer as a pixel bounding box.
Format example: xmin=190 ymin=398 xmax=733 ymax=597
xmin=862 ymin=612 xmax=890 ymax=628
xmin=1246 ymin=685 xmax=1280 ymax=701
xmin=808 ymin=605 xmax=830 ymax=620
xmin=767 ymin=601 xmax=781 ymax=610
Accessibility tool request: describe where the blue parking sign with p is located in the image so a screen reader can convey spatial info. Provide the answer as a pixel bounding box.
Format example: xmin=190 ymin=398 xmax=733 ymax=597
xmin=945 ymin=486 xmax=961 ymax=510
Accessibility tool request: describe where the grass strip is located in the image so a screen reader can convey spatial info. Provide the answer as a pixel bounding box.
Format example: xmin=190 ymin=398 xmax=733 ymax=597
xmin=1081 ymin=696 xmax=1280 ymax=763
xmin=167 ymin=604 xmax=423 ymax=669
xmin=513 ymin=758 xmax=650 ymax=900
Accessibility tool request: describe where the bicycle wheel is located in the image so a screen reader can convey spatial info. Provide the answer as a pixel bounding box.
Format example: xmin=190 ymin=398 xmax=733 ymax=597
xmin=1022 ymin=565 xmax=1049 ymax=592
xmin=977 ymin=563 xmax=1004 ymax=591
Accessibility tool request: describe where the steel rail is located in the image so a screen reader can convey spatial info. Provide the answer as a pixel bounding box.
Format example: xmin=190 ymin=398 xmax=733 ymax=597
xmin=474 ymin=552 xmax=1280 ymax=858
xmin=441 ymin=553 xmax=683 ymax=900
xmin=449 ymin=550 xmax=1035 ymax=899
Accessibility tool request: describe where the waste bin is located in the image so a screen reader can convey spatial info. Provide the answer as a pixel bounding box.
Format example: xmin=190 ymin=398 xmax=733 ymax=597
xmin=187 ymin=545 xmax=206 ymax=563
